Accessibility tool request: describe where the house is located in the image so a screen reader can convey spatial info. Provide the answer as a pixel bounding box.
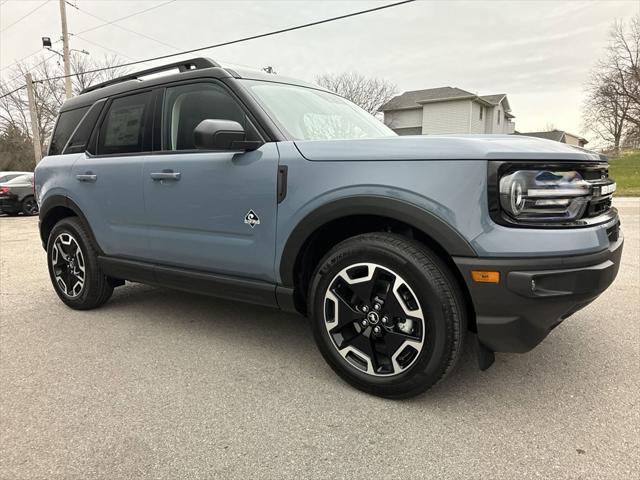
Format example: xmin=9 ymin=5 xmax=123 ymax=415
xmin=380 ymin=86 xmax=515 ymax=135
xmin=516 ymin=129 xmax=588 ymax=147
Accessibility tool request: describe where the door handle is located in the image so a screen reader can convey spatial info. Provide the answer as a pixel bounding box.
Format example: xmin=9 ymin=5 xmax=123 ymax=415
xmin=76 ymin=174 xmax=97 ymax=182
xmin=150 ymin=171 xmax=181 ymax=181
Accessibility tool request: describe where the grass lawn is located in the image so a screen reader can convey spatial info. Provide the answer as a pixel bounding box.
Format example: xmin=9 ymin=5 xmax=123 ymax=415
xmin=609 ymin=150 xmax=640 ymax=196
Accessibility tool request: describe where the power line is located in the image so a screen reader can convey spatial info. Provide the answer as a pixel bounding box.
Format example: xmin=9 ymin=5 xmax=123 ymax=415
xmin=0 ymin=84 xmax=27 ymax=99
xmin=66 ymin=1 xmax=257 ymax=70
xmin=0 ymin=47 xmax=44 ymax=73
xmin=74 ymin=0 xmax=177 ymax=36
xmin=0 ymin=0 xmax=50 ymax=33
xmin=39 ymin=1 xmax=415 ymax=82
xmin=3 ymin=53 xmax=59 ymax=90
xmin=0 ymin=0 xmax=177 ymax=73
xmin=0 ymin=0 xmax=415 ymax=98
xmin=73 ymin=34 xmax=153 ymax=67
xmin=67 ymin=1 xmax=179 ymax=52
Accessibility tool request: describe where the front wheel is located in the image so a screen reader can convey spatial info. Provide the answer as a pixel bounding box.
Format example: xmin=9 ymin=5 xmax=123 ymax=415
xmin=47 ymin=217 xmax=113 ymax=310
xmin=308 ymin=233 xmax=467 ymax=398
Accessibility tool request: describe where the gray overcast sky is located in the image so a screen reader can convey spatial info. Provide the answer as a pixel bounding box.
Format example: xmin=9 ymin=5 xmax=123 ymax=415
xmin=1 ymin=0 xmax=637 ymax=138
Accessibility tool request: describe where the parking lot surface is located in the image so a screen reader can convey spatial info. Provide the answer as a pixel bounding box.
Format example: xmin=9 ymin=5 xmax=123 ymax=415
xmin=1 ymin=199 xmax=638 ymax=479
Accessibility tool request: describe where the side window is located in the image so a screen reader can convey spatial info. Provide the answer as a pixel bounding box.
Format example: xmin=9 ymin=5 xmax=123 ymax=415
xmin=49 ymin=106 xmax=89 ymax=156
xmin=64 ymin=101 xmax=106 ymax=154
xmin=98 ymin=92 xmax=151 ymax=155
xmin=0 ymin=174 xmax=18 ymax=183
xmin=163 ymin=83 xmax=254 ymax=151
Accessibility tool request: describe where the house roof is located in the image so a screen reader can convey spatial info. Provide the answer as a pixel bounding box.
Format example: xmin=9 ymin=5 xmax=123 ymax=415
xmin=478 ymin=94 xmax=505 ymax=105
xmin=380 ymin=87 xmax=473 ymax=111
xmin=380 ymin=87 xmax=511 ymax=112
xmin=517 ymin=129 xmax=588 ymax=144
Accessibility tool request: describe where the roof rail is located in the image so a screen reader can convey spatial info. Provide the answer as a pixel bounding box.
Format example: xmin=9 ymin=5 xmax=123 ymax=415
xmin=80 ymin=57 xmax=221 ymax=94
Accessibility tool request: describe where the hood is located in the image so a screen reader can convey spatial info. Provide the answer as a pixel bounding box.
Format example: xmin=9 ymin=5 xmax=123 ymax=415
xmin=293 ymin=135 xmax=603 ymax=162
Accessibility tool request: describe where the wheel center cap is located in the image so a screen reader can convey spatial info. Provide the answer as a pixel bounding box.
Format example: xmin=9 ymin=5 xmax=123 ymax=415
xmin=366 ymin=311 xmax=380 ymax=325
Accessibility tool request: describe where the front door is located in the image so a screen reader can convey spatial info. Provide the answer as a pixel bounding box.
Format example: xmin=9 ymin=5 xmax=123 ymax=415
xmin=142 ymin=81 xmax=279 ymax=282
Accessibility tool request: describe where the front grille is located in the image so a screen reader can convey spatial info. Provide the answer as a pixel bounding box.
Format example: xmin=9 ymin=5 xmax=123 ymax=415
xmin=582 ymin=164 xmax=614 ymax=220
xmin=586 ymin=196 xmax=612 ymax=218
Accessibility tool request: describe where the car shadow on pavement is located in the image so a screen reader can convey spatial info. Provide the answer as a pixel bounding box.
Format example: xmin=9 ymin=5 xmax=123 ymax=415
xmin=102 ymin=282 xmax=600 ymax=406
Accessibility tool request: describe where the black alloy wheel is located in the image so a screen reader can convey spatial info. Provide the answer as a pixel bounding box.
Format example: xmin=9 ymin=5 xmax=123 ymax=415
xmin=47 ymin=217 xmax=114 ymax=310
xmin=309 ymin=232 xmax=466 ymax=398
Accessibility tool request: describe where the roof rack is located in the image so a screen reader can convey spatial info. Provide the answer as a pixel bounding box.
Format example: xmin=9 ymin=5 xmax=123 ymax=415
xmin=80 ymin=57 xmax=221 ymax=94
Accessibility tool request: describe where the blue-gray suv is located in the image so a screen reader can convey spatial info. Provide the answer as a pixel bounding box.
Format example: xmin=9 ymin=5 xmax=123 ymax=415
xmin=35 ymin=58 xmax=623 ymax=398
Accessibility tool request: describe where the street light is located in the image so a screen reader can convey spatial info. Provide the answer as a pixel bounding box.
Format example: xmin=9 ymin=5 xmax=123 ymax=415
xmin=42 ymin=36 xmax=89 ymax=57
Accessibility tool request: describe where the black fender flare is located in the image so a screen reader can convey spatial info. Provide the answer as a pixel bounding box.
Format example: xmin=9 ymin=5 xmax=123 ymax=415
xmin=278 ymin=195 xmax=477 ymax=286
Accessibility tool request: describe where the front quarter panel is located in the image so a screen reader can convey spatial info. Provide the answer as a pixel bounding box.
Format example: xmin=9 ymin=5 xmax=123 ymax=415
xmin=274 ymin=141 xmax=488 ymax=284
xmin=275 ymin=141 xmax=618 ymax=286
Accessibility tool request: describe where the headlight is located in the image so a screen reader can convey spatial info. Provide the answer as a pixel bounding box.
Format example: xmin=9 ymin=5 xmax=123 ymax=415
xmin=498 ymin=169 xmax=615 ymax=223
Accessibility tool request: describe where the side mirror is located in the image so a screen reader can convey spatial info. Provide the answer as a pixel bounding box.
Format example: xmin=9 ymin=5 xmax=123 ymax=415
xmin=193 ymin=119 xmax=261 ymax=151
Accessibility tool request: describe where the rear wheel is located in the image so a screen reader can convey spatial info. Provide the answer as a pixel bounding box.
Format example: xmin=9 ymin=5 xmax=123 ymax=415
xmin=308 ymin=233 xmax=466 ymax=398
xmin=47 ymin=217 xmax=113 ymax=310
xmin=21 ymin=196 xmax=38 ymax=216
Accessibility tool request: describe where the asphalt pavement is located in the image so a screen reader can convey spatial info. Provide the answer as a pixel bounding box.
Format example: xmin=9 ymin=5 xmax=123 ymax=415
xmin=1 ymin=198 xmax=638 ymax=479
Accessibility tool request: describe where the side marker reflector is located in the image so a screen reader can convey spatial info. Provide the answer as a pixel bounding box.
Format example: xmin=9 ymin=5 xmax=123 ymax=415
xmin=471 ymin=271 xmax=500 ymax=283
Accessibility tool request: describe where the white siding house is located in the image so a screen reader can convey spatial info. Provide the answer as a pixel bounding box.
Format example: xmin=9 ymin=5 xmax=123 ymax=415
xmin=380 ymin=87 xmax=515 ymax=136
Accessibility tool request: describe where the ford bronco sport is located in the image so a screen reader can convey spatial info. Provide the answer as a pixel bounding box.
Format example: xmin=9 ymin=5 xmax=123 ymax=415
xmin=35 ymin=58 xmax=623 ymax=398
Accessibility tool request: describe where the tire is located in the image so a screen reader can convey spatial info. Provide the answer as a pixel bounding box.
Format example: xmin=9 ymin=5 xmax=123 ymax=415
xmin=308 ymin=233 xmax=466 ymax=399
xmin=47 ymin=217 xmax=113 ymax=310
xmin=21 ymin=196 xmax=38 ymax=216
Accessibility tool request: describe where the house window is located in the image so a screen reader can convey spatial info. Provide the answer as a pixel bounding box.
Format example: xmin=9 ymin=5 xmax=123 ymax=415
xmin=497 ymin=109 xmax=501 ymax=125
xmin=479 ymin=106 xmax=483 ymax=120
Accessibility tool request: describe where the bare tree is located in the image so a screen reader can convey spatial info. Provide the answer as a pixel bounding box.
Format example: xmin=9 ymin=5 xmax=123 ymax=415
xmin=582 ymin=70 xmax=630 ymax=152
xmin=315 ymin=72 xmax=396 ymax=115
xmin=583 ymin=15 xmax=640 ymax=151
xmin=606 ymin=16 xmax=640 ymax=128
xmin=0 ymin=53 xmax=127 ymax=170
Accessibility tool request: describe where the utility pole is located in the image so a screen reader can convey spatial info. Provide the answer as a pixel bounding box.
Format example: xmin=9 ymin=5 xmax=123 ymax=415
xmin=25 ymin=73 xmax=43 ymax=164
xmin=59 ymin=0 xmax=72 ymax=99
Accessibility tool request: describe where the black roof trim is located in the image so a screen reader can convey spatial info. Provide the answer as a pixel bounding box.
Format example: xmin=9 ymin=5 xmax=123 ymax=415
xmin=80 ymin=57 xmax=221 ymax=94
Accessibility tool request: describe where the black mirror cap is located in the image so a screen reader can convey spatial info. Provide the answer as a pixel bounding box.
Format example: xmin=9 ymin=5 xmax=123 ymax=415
xmin=193 ymin=119 xmax=261 ymax=151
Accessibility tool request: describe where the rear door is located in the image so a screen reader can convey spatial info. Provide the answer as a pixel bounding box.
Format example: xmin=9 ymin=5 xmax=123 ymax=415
xmin=142 ymin=81 xmax=279 ymax=281
xmin=70 ymin=91 xmax=152 ymax=259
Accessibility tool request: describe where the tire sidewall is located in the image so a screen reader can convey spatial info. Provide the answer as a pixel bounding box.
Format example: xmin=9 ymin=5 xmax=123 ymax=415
xmin=47 ymin=219 xmax=96 ymax=308
xmin=309 ymin=236 xmax=460 ymax=396
xmin=21 ymin=196 xmax=38 ymax=216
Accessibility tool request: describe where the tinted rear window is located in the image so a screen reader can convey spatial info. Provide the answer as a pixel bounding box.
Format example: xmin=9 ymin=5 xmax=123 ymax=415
xmin=49 ymin=107 xmax=89 ymax=156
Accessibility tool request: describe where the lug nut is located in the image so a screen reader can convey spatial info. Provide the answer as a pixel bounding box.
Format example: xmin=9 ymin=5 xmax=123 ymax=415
xmin=373 ymin=326 xmax=382 ymax=334
xmin=361 ymin=305 xmax=369 ymax=313
xmin=373 ymin=303 xmax=382 ymax=311
xmin=361 ymin=319 xmax=369 ymax=327
xmin=382 ymin=315 xmax=390 ymax=325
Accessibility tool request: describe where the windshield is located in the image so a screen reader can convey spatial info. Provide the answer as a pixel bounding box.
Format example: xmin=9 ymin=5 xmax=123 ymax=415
xmin=242 ymin=80 xmax=396 ymax=141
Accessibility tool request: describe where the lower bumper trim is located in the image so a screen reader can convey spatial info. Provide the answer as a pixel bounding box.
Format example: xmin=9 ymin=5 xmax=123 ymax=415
xmin=454 ymin=234 xmax=624 ymax=353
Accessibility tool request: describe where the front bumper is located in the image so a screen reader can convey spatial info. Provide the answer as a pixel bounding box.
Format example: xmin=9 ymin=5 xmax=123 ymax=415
xmin=454 ymin=229 xmax=624 ymax=353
